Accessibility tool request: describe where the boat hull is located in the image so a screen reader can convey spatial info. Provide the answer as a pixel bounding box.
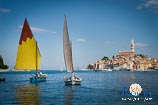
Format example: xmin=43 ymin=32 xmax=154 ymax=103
xmin=30 ymin=77 xmax=46 ymax=83
xmin=0 ymin=77 xmax=5 ymax=82
xmin=64 ymin=80 xmax=81 ymax=85
xmin=64 ymin=73 xmax=82 ymax=85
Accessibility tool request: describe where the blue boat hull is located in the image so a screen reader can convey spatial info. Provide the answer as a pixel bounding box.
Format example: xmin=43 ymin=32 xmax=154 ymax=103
xmin=30 ymin=77 xmax=46 ymax=83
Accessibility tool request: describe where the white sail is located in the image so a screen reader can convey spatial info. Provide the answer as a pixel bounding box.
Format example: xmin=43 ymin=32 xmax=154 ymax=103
xmin=63 ymin=15 xmax=74 ymax=73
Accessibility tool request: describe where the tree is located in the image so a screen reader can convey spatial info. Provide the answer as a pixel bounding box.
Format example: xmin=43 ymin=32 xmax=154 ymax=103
xmin=0 ymin=55 xmax=4 ymax=68
xmin=112 ymin=55 xmax=115 ymax=59
xmin=87 ymin=64 xmax=94 ymax=69
xmin=101 ymin=56 xmax=109 ymax=61
xmin=0 ymin=55 xmax=9 ymax=69
xmin=135 ymin=54 xmax=147 ymax=58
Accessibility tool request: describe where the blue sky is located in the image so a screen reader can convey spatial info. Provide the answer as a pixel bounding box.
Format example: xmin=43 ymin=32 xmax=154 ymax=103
xmin=0 ymin=0 xmax=158 ymax=70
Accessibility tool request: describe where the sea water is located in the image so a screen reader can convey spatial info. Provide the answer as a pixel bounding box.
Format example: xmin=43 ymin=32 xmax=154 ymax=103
xmin=0 ymin=70 xmax=158 ymax=105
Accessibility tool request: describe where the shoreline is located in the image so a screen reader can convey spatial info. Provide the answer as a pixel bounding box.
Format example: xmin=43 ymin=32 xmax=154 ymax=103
xmin=0 ymin=69 xmax=33 ymax=72
xmin=0 ymin=69 xmax=10 ymax=72
xmin=0 ymin=69 xmax=158 ymax=73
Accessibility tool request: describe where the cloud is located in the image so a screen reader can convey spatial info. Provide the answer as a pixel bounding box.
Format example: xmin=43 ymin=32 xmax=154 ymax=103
xmin=76 ymin=38 xmax=87 ymax=43
xmin=30 ymin=26 xmax=49 ymax=33
xmin=135 ymin=42 xmax=149 ymax=48
xmin=0 ymin=8 xmax=10 ymax=13
xmin=19 ymin=25 xmax=56 ymax=34
xmin=137 ymin=4 xmax=144 ymax=10
xmin=137 ymin=0 xmax=158 ymax=11
xmin=144 ymin=0 xmax=158 ymax=8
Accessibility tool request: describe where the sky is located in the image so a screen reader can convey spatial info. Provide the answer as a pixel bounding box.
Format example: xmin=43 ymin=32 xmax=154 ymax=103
xmin=0 ymin=0 xmax=158 ymax=70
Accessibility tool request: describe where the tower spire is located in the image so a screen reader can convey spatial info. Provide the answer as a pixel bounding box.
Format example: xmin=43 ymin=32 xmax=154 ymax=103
xmin=130 ymin=39 xmax=135 ymax=53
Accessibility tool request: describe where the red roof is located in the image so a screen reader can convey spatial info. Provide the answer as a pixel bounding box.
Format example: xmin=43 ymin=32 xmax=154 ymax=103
xmin=117 ymin=51 xmax=133 ymax=56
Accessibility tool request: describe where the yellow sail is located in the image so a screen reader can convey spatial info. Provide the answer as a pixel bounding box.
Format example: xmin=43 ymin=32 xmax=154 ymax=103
xmin=15 ymin=19 xmax=41 ymax=70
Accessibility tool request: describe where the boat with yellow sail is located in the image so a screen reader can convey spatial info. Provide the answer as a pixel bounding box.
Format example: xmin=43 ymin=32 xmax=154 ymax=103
xmin=15 ymin=18 xmax=47 ymax=82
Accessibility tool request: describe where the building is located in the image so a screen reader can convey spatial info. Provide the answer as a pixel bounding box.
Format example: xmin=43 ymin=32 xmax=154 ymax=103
xmin=90 ymin=40 xmax=158 ymax=71
xmin=117 ymin=40 xmax=135 ymax=58
xmin=115 ymin=40 xmax=135 ymax=70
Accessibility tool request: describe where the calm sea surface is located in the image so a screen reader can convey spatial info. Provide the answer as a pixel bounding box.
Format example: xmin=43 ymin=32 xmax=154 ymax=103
xmin=0 ymin=70 xmax=158 ymax=105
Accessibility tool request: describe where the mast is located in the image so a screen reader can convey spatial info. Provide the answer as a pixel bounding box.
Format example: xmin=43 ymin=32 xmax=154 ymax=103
xmin=36 ymin=41 xmax=38 ymax=73
xmin=63 ymin=15 xmax=74 ymax=73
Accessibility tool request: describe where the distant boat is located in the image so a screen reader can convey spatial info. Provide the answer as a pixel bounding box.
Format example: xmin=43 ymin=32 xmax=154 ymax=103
xmin=0 ymin=77 xmax=5 ymax=82
xmin=63 ymin=15 xmax=81 ymax=85
xmin=15 ymin=18 xmax=47 ymax=83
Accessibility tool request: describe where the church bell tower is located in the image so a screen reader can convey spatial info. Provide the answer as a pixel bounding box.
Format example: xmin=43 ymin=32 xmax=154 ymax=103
xmin=130 ymin=40 xmax=135 ymax=53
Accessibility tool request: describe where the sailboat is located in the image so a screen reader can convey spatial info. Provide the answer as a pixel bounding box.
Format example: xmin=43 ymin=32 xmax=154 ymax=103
xmin=15 ymin=18 xmax=47 ymax=83
xmin=30 ymin=41 xmax=48 ymax=83
xmin=63 ymin=15 xmax=82 ymax=85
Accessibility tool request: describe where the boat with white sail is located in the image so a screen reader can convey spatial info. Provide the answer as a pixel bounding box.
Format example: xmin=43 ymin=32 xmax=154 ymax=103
xmin=63 ymin=15 xmax=82 ymax=85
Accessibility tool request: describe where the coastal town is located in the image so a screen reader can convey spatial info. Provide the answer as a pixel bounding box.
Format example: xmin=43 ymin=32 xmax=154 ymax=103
xmin=87 ymin=40 xmax=158 ymax=71
xmin=1 ymin=40 xmax=158 ymax=72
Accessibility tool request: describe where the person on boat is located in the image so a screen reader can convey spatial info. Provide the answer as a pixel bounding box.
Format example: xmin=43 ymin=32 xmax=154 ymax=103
xmin=35 ymin=72 xmax=42 ymax=77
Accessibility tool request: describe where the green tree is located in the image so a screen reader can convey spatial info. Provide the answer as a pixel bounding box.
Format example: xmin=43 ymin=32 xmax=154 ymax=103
xmin=135 ymin=54 xmax=147 ymax=58
xmin=101 ymin=56 xmax=109 ymax=61
xmin=112 ymin=55 xmax=115 ymax=59
xmin=87 ymin=64 xmax=94 ymax=69
xmin=0 ymin=55 xmax=8 ymax=69
xmin=0 ymin=55 xmax=4 ymax=68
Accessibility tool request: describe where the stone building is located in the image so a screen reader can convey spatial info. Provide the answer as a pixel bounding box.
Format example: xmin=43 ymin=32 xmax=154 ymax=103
xmin=90 ymin=40 xmax=158 ymax=71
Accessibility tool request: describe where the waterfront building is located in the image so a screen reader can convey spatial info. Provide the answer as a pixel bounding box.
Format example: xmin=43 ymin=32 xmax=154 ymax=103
xmin=117 ymin=40 xmax=135 ymax=58
xmin=89 ymin=40 xmax=158 ymax=71
xmin=94 ymin=60 xmax=105 ymax=70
